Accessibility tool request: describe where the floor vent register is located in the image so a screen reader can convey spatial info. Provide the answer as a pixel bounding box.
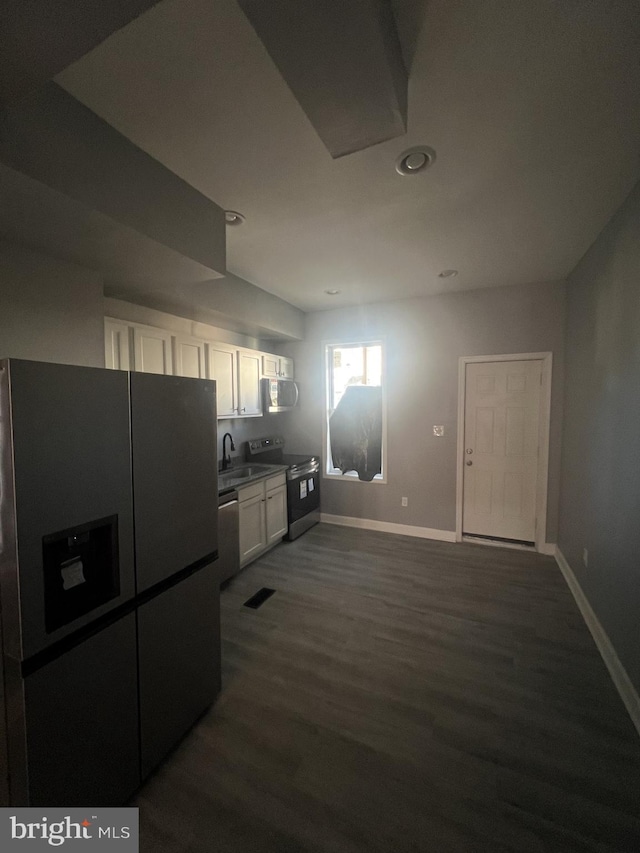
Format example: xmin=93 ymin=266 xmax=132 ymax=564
xmin=243 ymin=588 xmax=276 ymax=609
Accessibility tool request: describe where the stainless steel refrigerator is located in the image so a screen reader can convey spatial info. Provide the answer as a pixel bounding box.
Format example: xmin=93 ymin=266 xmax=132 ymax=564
xmin=0 ymin=359 xmax=220 ymax=806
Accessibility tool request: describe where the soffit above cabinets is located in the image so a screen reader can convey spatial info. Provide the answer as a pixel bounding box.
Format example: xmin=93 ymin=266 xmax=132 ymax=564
xmin=0 ymin=84 xmax=226 ymax=278
xmin=2 ymin=0 xmax=640 ymax=315
xmin=0 ymin=0 xmax=164 ymax=104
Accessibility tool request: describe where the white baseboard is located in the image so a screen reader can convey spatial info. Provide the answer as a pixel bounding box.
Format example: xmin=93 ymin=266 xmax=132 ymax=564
xmin=320 ymin=513 xmax=456 ymax=543
xmin=321 ymin=514 xmax=556 ymax=554
xmin=555 ymin=547 xmax=640 ymax=738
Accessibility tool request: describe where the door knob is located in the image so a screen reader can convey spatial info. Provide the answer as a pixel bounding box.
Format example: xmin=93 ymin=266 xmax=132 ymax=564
xmin=465 ymin=448 xmax=473 ymax=454
xmin=466 ymin=460 xmax=473 ymax=466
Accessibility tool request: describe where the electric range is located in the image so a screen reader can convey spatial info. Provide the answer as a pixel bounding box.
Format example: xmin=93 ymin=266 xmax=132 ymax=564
xmin=246 ymin=436 xmax=320 ymax=540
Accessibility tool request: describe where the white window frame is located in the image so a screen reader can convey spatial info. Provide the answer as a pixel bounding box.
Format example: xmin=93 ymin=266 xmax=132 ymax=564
xmin=322 ymin=339 xmax=387 ymax=484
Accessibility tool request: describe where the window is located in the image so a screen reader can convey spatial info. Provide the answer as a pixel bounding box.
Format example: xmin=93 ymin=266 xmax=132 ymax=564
xmin=324 ymin=341 xmax=385 ymax=481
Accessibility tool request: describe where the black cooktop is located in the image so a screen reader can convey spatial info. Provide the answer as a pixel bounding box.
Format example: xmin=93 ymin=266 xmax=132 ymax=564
xmin=281 ymin=453 xmax=319 ymax=468
xmin=246 ymin=436 xmax=318 ymax=470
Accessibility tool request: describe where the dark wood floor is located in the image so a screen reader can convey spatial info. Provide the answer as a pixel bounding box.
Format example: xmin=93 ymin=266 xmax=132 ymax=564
xmin=134 ymin=524 xmax=640 ymax=852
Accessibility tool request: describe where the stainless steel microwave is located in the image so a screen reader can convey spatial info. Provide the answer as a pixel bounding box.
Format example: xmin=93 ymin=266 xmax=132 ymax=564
xmin=261 ymin=378 xmax=299 ymax=413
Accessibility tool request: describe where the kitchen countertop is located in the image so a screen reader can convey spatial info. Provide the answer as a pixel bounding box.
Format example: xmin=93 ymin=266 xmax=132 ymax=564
xmin=218 ymin=463 xmax=288 ymax=494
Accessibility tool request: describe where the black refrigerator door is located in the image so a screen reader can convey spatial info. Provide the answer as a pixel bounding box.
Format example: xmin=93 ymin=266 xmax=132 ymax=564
xmin=24 ymin=614 xmax=140 ymax=806
xmin=137 ymin=563 xmax=221 ymax=779
xmin=130 ymin=372 xmax=218 ymax=593
xmin=7 ymin=360 xmax=135 ymax=660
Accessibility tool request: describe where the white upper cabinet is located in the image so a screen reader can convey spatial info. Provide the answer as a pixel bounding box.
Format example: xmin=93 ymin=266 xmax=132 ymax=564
xmin=209 ymin=346 xmax=263 ymax=419
xmin=261 ymin=353 xmax=279 ymax=377
xmin=104 ymin=319 xmax=131 ymax=370
xmin=104 ymin=319 xmax=292 ymax=420
xmin=261 ymin=353 xmax=294 ymax=379
xmin=238 ymin=350 xmax=262 ymax=417
xmin=207 ymin=343 xmax=238 ymax=418
xmin=173 ymin=335 xmax=206 ymax=378
xmin=132 ymin=324 xmax=173 ymax=375
xmin=279 ymin=357 xmax=294 ymax=379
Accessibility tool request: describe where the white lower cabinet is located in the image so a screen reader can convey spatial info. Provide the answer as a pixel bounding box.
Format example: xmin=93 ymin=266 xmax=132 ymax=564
xmin=238 ymin=488 xmax=266 ymax=566
xmin=238 ymin=473 xmax=287 ymax=568
xmin=266 ymin=481 xmax=288 ymax=545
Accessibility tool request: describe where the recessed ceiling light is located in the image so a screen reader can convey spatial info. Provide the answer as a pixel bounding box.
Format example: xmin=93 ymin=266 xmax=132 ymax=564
xmin=224 ymin=210 xmax=245 ymax=226
xmin=438 ymin=269 xmax=458 ymax=278
xmin=324 ymin=289 xmax=340 ymax=295
xmin=395 ymin=146 xmax=436 ymax=176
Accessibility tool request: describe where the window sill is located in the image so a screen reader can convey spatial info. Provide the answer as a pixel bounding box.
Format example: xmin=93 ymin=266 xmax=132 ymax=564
xmin=323 ymin=470 xmax=387 ymax=484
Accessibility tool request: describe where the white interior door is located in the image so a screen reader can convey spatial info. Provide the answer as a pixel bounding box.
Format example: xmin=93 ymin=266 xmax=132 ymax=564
xmin=462 ymin=359 xmax=542 ymax=542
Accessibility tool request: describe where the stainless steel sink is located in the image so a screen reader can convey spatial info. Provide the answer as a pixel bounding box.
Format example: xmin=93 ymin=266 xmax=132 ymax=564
xmin=231 ymin=465 xmax=273 ymax=478
xmin=218 ymin=464 xmax=277 ymax=487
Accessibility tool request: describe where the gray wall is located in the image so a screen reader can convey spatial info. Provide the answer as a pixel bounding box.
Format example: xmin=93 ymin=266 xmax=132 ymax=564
xmin=216 ymin=412 xmax=294 ymax=469
xmin=280 ymin=279 xmax=566 ymax=540
xmin=0 ymin=239 xmax=104 ymax=366
xmin=189 ymin=273 xmax=305 ymax=341
xmin=558 ymin=180 xmax=640 ymax=693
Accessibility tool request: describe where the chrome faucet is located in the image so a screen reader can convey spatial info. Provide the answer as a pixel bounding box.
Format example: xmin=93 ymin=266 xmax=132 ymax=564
xmin=221 ymin=432 xmax=235 ymax=471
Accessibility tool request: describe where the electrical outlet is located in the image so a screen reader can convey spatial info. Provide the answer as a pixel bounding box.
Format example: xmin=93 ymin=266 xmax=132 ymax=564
xmin=401 ymin=497 xmax=408 ymax=507
xmin=583 ymin=548 xmax=588 ymax=567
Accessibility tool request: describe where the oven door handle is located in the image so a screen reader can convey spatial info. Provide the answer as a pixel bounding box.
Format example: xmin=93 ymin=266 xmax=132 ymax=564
xmin=219 ymin=499 xmax=238 ymax=509
xmin=287 ymin=462 xmax=319 ymax=479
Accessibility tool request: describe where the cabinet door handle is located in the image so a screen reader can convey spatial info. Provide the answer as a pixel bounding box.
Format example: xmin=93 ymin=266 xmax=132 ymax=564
xmin=267 ymin=496 xmax=272 ymax=500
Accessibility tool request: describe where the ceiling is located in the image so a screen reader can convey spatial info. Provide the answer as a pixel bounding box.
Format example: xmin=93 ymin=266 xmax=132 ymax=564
xmin=54 ymin=0 xmax=640 ymax=313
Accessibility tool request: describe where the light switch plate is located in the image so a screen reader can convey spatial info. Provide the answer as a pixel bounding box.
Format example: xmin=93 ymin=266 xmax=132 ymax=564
xmin=433 ymin=425 xmax=444 ymax=437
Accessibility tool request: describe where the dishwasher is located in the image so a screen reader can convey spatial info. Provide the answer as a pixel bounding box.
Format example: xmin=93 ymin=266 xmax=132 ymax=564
xmin=217 ymin=488 xmax=239 ymax=584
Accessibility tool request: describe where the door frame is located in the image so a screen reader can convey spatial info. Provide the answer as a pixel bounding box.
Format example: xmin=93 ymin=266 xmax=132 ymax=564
xmin=455 ymin=352 xmax=553 ymax=552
